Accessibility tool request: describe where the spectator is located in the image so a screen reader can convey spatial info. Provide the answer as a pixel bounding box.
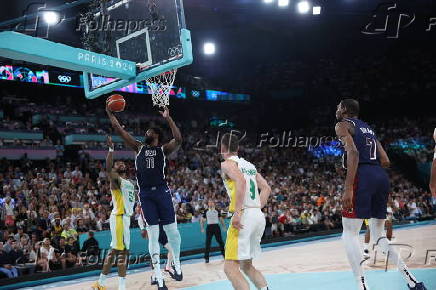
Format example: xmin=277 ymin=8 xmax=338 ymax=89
xmin=3 ymin=197 xmax=15 ymax=227
xmin=82 ymin=203 xmax=95 ymax=221
xmin=51 ymin=218 xmax=63 ymax=238
xmin=18 ymin=236 xmax=32 ymax=261
xmin=34 ymin=242 xmax=49 ymax=272
xmin=2 ymin=237 xmax=14 ymax=253
xmin=57 ymin=237 xmax=76 ymax=269
xmin=8 ymin=240 xmax=25 ymax=264
xmin=14 ymin=227 xmax=29 ymax=242
xmin=76 ymin=219 xmax=89 ymax=235
xmin=61 ymin=224 xmax=78 ymax=241
xmin=71 ymin=166 xmax=83 ymax=183
xmin=67 ymin=237 xmax=80 ymax=258
xmin=40 ymin=238 xmax=60 ymax=271
xmin=0 ymin=242 xmax=19 ymax=278
xmin=81 ymin=231 xmax=99 ymax=256
xmin=96 ymin=213 xmax=109 ymax=231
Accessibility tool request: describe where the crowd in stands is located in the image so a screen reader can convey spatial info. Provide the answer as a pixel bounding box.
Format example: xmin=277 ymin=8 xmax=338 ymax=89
xmin=1 ymin=49 xmax=436 ymax=279
xmin=1 ymin=114 xmax=434 ymax=279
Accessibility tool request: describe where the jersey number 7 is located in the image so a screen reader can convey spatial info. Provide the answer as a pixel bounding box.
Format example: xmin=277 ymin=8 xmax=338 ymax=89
xmin=366 ymin=137 xmax=377 ymax=160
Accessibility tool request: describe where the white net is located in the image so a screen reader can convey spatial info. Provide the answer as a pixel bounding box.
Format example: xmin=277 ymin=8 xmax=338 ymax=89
xmin=146 ymin=69 xmax=177 ymax=107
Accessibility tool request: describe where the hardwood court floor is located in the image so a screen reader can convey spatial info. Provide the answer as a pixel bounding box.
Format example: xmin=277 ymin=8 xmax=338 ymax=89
xmin=35 ymin=223 xmax=436 ymax=289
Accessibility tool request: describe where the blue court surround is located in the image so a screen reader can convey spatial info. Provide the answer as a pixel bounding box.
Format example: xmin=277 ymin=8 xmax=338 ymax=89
xmin=8 ymin=220 xmax=436 ymax=290
xmin=184 ymin=269 xmax=436 ymax=290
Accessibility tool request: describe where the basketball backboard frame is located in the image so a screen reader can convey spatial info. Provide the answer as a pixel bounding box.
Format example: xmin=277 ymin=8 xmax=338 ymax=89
xmin=0 ymin=0 xmax=193 ymax=100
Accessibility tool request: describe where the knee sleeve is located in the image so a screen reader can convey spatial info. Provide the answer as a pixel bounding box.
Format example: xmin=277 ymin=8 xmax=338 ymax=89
xmin=163 ymin=222 xmax=181 ymax=269
xmin=147 ymin=225 xmax=160 ymax=263
xmin=163 ymin=222 xmax=179 ymax=237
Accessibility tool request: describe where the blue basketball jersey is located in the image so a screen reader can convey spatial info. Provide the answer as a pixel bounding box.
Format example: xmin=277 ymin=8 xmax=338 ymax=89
xmin=342 ymin=117 xmax=380 ymax=167
xmin=135 ymin=145 xmax=166 ymax=190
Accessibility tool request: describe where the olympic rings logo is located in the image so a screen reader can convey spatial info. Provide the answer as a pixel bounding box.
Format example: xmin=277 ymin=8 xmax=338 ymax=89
xmin=58 ymin=75 xmax=72 ymax=83
xmin=168 ymin=45 xmax=182 ymax=57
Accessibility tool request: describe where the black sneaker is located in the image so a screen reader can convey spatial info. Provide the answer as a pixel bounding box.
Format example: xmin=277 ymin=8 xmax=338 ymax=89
xmin=157 ymin=279 xmax=168 ymax=290
xmin=363 ymin=249 xmax=370 ymax=260
xmin=408 ymin=282 xmax=427 ymax=290
xmin=169 ymin=264 xmax=183 ymax=281
xmin=151 ymin=275 xmax=157 ymax=285
xmin=205 ymin=258 xmax=209 ymax=263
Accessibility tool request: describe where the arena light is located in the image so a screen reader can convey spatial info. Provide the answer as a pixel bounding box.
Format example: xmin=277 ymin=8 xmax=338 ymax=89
xmin=42 ymin=11 xmax=61 ymax=25
xmin=297 ymin=1 xmax=311 ymax=14
xmin=203 ymin=42 xmax=216 ymax=55
xmin=313 ymin=6 xmax=321 ymax=15
xmin=278 ymin=0 xmax=289 ymax=8
xmin=263 ymin=0 xmax=274 ymax=3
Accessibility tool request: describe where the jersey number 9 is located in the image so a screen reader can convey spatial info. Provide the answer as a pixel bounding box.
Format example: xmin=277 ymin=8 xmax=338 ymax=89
xmin=249 ymin=179 xmax=256 ymax=200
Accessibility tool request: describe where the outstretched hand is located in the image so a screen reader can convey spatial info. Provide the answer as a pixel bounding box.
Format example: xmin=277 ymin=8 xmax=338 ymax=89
xmin=159 ymin=106 xmax=170 ymax=118
xmin=106 ymin=106 xmax=114 ymax=116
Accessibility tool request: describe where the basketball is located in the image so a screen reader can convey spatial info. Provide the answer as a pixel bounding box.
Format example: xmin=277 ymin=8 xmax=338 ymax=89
xmin=106 ymin=94 xmax=126 ymax=112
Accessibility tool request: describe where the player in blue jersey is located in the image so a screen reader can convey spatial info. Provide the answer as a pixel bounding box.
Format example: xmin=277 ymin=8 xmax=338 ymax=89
xmin=107 ymin=105 xmax=182 ymax=290
xmin=335 ymin=99 xmax=427 ymax=290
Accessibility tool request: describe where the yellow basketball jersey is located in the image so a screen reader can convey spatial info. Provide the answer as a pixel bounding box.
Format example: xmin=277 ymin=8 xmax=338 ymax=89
xmin=111 ymin=177 xmax=135 ymax=216
xmin=223 ymin=156 xmax=261 ymax=213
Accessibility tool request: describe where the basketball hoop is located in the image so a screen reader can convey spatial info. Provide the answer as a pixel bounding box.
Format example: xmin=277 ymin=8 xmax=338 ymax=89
xmin=147 ymin=69 xmax=177 ymax=107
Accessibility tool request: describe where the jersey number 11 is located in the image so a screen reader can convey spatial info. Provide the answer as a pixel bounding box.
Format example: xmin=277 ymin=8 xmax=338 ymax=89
xmin=145 ymin=157 xmax=154 ymax=168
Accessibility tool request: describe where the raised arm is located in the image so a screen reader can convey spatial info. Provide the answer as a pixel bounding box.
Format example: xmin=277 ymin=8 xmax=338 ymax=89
xmin=106 ymin=107 xmax=141 ymax=152
xmin=221 ymin=160 xmax=246 ymax=230
xmin=335 ymin=121 xmax=359 ymax=211
xmin=106 ymin=136 xmax=120 ymax=190
xmin=160 ymin=107 xmax=182 ymax=155
xmin=256 ymin=172 xmax=271 ymax=208
xmin=376 ymin=140 xmax=390 ymax=168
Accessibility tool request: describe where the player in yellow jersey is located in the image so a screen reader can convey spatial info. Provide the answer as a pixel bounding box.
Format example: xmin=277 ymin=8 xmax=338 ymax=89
xmin=220 ymin=133 xmax=272 ymax=290
xmin=92 ymin=136 xmax=136 ymax=290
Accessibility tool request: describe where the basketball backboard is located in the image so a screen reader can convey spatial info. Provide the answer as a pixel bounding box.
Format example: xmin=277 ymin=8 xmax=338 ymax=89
xmin=0 ymin=0 xmax=192 ymax=99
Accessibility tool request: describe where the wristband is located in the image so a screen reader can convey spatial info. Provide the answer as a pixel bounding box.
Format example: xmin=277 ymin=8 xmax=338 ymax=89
xmin=109 ymin=147 xmax=114 ymax=152
xmin=434 ymin=150 xmax=436 ymax=160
